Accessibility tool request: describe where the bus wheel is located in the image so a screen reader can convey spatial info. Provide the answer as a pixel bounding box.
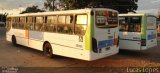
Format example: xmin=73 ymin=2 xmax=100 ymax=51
xmin=12 ymin=35 xmax=17 ymax=46
xmin=43 ymin=43 xmax=53 ymax=58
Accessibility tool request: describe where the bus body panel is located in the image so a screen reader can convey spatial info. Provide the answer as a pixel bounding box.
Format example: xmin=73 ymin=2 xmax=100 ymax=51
xmin=28 ymin=31 xmax=44 ymax=51
xmin=90 ymin=46 xmax=118 ymax=60
xmin=146 ymin=16 xmax=157 ymax=49
xmin=91 ymin=27 xmax=119 ymax=59
xmin=94 ymin=28 xmax=119 ymax=52
xmin=47 ymin=40 xmax=91 ymax=60
xmin=12 ymin=29 xmax=27 ymax=46
xmin=119 ymin=32 xmax=141 ymax=50
xmin=119 ymin=40 xmax=141 ymax=50
xmin=146 ymin=29 xmax=157 ymax=48
xmin=28 ymin=39 xmax=44 ymax=51
xmin=91 ymin=10 xmax=119 ymax=59
xmin=44 ymin=32 xmax=84 ymax=50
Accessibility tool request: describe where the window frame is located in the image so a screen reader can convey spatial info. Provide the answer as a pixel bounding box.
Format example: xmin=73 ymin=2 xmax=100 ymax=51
xmin=119 ymin=16 xmax=142 ymax=32
xmin=25 ymin=16 xmax=34 ymax=30
xmin=45 ymin=15 xmax=57 ymax=32
xmin=57 ymin=15 xmax=74 ymax=34
xmin=95 ymin=11 xmax=118 ymax=28
xmin=34 ymin=16 xmax=44 ymax=31
xmin=19 ymin=17 xmax=26 ymax=29
xmin=12 ymin=17 xmax=20 ymax=29
xmin=75 ymin=14 xmax=88 ymax=35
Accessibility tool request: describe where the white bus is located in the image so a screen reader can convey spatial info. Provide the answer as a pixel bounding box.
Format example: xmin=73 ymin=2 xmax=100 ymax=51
xmin=6 ymin=8 xmax=119 ymax=61
xmin=119 ymin=13 xmax=157 ymax=50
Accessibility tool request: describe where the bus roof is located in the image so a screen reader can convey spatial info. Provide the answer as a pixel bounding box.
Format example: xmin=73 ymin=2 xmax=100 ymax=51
xmin=119 ymin=13 xmax=156 ymax=17
xmin=8 ymin=8 xmax=118 ymax=17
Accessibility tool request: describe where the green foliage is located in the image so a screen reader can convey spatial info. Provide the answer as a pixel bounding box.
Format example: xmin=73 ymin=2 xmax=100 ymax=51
xmin=105 ymin=0 xmax=138 ymax=13
xmin=44 ymin=0 xmax=65 ymax=11
xmin=0 ymin=13 xmax=8 ymax=22
xmin=21 ymin=5 xmax=45 ymax=14
xmin=63 ymin=0 xmax=89 ymax=10
xmin=44 ymin=0 xmax=56 ymax=11
xmin=61 ymin=0 xmax=138 ymax=13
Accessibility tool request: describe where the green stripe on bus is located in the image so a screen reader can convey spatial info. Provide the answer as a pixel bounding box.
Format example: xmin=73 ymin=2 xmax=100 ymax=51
xmin=91 ymin=16 xmax=94 ymax=37
xmin=141 ymin=15 xmax=147 ymax=39
xmin=85 ymin=15 xmax=94 ymax=50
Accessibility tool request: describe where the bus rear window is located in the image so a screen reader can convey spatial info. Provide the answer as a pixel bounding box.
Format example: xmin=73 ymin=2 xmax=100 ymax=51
xmin=95 ymin=11 xmax=118 ymax=28
xmin=147 ymin=16 xmax=157 ymax=29
xmin=119 ymin=16 xmax=141 ymax=32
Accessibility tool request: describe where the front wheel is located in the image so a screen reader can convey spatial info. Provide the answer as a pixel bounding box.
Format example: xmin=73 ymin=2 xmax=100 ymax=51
xmin=12 ymin=36 xmax=17 ymax=46
xmin=43 ymin=43 xmax=53 ymax=58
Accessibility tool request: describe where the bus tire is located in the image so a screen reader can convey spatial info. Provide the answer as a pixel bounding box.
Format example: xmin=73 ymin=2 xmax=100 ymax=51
xmin=12 ymin=35 xmax=17 ymax=46
xmin=43 ymin=43 xmax=53 ymax=58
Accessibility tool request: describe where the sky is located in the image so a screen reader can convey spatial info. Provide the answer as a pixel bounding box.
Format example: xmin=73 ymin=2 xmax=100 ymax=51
xmin=137 ymin=0 xmax=160 ymax=16
xmin=138 ymin=0 xmax=160 ymax=10
xmin=0 ymin=0 xmax=45 ymax=14
xmin=0 ymin=0 xmax=160 ymax=15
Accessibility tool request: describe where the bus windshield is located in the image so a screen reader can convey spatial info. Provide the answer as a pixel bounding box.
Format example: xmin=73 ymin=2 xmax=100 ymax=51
xmin=119 ymin=16 xmax=141 ymax=32
xmin=95 ymin=11 xmax=118 ymax=28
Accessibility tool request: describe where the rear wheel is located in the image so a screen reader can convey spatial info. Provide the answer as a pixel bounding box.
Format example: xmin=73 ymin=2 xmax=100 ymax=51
xmin=43 ymin=43 xmax=53 ymax=58
xmin=12 ymin=36 xmax=17 ymax=46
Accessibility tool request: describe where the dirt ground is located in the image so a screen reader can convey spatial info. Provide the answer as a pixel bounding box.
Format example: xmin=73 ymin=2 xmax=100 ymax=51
xmin=0 ymin=27 xmax=160 ymax=73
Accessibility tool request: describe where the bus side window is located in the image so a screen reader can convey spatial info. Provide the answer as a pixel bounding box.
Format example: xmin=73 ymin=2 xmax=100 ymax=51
xmin=65 ymin=15 xmax=74 ymax=34
xmin=119 ymin=19 xmax=128 ymax=31
xmin=128 ymin=24 xmax=134 ymax=32
xmin=13 ymin=17 xmax=20 ymax=29
xmin=57 ymin=15 xmax=74 ymax=34
xmin=45 ymin=16 xmax=57 ymax=32
xmin=19 ymin=17 xmax=25 ymax=29
xmin=26 ymin=17 xmax=33 ymax=30
xmin=75 ymin=14 xmax=87 ymax=35
xmin=12 ymin=17 xmax=16 ymax=28
xmin=134 ymin=24 xmax=141 ymax=32
xmin=35 ymin=16 xmax=44 ymax=31
xmin=119 ymin=17 xmax=129 ymax=31
xmin=6 ymin=17 xmax=11 ymax=32
xmin=17 ymin=17 xmax=20 ymax=29
xmin=57 ymin=15 xmax=65 ymax=33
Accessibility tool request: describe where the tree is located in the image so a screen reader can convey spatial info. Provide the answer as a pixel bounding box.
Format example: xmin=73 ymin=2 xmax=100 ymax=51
xmin=44 ymin=0 xmax=56 ymax=11
xmin=61 ymin=0 xmax=138 ymax=13
xmin=0 ymin=13 xmax=8 ymax=22
xmin=44 ymin=0 xmax=64 ymax=11
xmin=62 ymin=0 xmax=88 ymax=10
xmin=21 ymin=5 xmax=44 ymax=14
xmin=103 ymin=0 xmax=137 ymax=13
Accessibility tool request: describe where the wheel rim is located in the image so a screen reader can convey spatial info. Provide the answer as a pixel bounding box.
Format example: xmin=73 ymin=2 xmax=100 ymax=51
xmin=12 ymin=36 xmax=16 ymax=45
xmin=44 ymin=43 xmax=53 ymax=57
xmin=46 ymin=47 xmax=52 ymax=56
